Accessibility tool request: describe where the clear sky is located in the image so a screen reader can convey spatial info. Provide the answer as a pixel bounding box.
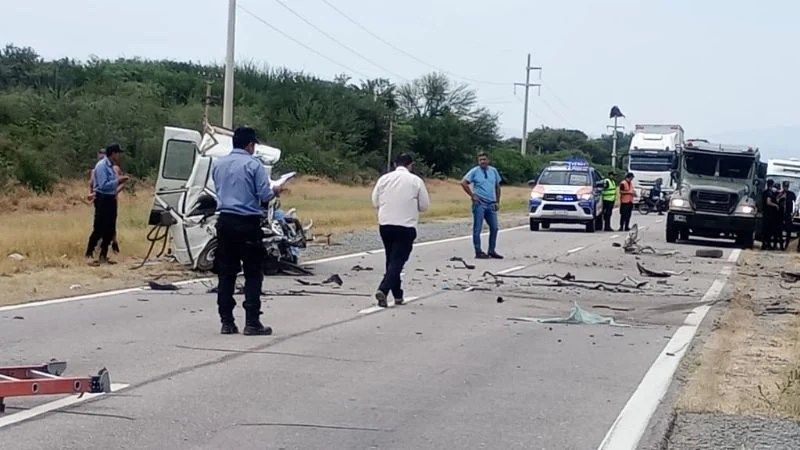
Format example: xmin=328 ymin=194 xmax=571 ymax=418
xmin=3 ymin=0 xmax=799 ymax=156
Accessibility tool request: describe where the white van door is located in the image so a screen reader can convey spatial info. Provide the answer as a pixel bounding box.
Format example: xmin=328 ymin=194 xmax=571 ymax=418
xmin=149 ymin=127 xmax=202 ymax=224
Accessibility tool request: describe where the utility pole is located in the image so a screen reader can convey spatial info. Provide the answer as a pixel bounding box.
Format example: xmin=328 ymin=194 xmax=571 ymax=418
xmin=203 ymin=80 xmax=213 ymax=129
xmin=222 ymin=0 xmax=236 ymax=129
xmin=514 ymin=53 xmax=541 ymax=155
xmin=386 ymin=117 xmax=394 ymax=172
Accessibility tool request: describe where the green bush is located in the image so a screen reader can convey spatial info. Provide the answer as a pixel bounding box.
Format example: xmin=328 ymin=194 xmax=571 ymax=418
xmin=14 ymin=149 xmax=56 ymax=193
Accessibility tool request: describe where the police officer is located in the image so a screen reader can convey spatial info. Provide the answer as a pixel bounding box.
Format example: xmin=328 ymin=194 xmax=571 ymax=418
xmin=601 ymin=171 xmax=617 ymax=231
xmin=212 ymin=127 xmax=284 ymax=335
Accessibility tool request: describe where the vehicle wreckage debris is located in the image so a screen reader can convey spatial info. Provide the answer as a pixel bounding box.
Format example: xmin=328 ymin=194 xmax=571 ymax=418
xmin=508 ymin=302 xmax=628 ymax=327
xmin=695 ymin=249 xmax=723 ymax=259
xmin=148 ymin=281 xmax=180 ymax=291
xmin=481 ymin=271 xmax=647 ymax=292
xmin=780 ymin=271 xmax=800 ymax=283
xmin=264 ymin=289 xmax=371 ymax=297
xmin=351 ymin=265 xmax=373 ymax=272
xmin=592 ymin=305 xmax=633 ymax=312
xmin=496 ymin=296 xmax=504 ymax=303
xmin=449 ymin=257 xmax=476 ymax=270
xmin=622 ymin=225 xmax=678 ymax=256
xmin=636 ymin=262 xmax=685 ymax=278
xmin=322 ymin=274 xmax=344 ymax=286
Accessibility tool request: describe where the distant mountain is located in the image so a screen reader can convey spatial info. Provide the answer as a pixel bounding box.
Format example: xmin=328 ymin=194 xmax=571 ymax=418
xmin=707 ymin=126 xmax=800 ymax=159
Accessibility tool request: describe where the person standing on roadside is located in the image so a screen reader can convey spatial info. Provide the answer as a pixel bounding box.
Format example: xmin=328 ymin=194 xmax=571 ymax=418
xmin=762 ymin=179 xmax=780 ymax=250
xmin=778 ymin=180 xmax=796 ymax=250
xmin=212 ymin=127 xmax=284 ymax=336
xmin=618 ymin=172 xmax=635 ymax=231
xmin=461 ymin=152 xmax=503 ymax=259
xmin=601 ymin=171 xmax=617 ymax=231
xmin=371 ymin=153 xmax=430 ymax=308
xmin=85 ymin=144 xmax=129 ymax=265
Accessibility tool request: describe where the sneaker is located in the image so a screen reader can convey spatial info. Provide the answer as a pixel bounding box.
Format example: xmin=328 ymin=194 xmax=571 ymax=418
xmin=220 ymin=322 xmax=239 ymax=335
xmin=243 ymin=322 xmax=272 ymax=336
xmin=475 ymin=252 xmax=490 ymax=259
xmin=488 ymin=252 xmax=504 ymax=259
xmin=394 ymin=298 xmax=404 ymax=306
xmin=375 ymin=291 xmax=388 ymax=308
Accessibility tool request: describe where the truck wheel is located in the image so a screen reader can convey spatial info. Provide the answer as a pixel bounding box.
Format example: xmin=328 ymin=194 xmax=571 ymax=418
xmin=530 ymin=219 xmax=539 ymax=231
xmin=585 ymin=219 xmax=596 ymax=233
xmin=195 ymin=239 xmax=217 ymax=272
xmin=666 ymin=222 xmax=678 ymax=243
xmin=542 ymin=222 xmax=550 ymax=229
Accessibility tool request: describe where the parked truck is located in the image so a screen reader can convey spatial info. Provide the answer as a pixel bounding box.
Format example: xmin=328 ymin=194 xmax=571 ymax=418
xmin=666 ymin=140 xmax=766 ymax=248
xmin=627 ymin=124 xmax=684 ymax=200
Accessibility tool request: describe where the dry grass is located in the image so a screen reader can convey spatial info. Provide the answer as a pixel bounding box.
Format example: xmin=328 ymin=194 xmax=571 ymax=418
xmin=0 ymin=177 xmax=530 ymax=305
xmin=677 ymin=251 xmax=800 ymax=419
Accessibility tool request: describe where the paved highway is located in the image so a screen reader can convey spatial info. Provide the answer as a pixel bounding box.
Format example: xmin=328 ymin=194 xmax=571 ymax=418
xmin=0 ymin=213 xmax=740 ymax=449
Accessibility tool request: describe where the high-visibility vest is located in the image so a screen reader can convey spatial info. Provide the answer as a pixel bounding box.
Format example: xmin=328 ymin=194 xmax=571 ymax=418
xmin=602 ymin=178 xmax=617 ymax=201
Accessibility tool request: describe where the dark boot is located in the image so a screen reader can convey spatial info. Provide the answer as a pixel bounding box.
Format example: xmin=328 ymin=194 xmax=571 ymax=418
xmin=243 ymin=312 xmax=272 ymax=336
xmin=375 ymin=291 xmax=388 ymax=308
xmin=220 ymin=322 xmax=239 ymax=335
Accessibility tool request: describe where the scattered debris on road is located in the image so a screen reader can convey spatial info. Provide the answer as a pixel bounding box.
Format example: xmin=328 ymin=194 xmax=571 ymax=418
xmin=623 ymin=225 xmax=679 ymax=256
xmin=637 ymin=262 xmax=685 ymax=278
xmin=496 ymin=296 xmax=504 ymax=303
xmin=322 ymin=274 xmax=344 ymax=286
xmin=449 ymin=257 xmax=476 ymax=270
xmin=508 ymin=302 xmax=628 ymax=327
xmin=695 ymin=249 xmax=723 ymax=259
xmin=148 ymin=281 xmax=180 ymax=291
xmin=592 ymin=305 xmax=633 ymax=312
xmin=351 ymin=265 xmax=373 ymax=272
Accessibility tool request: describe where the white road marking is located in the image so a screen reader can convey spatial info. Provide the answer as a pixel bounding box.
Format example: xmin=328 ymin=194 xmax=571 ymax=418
xmin=610 ymin=234 xmax=620 ymax=239
xmin=497 ymin=265 xmax=526 ymax=275
xmin=598 ymin=252 xmax=741 ymax=450
xmin=358 ymin=296 xmax=420 ymax=314
xmin=727 ymin=248 xmax=742 ymax=263
xmin=0 ymin=225 xmax=529 ymax=313
xmin=567 ymin=246 xmax=585 ymax=254
xmin=655 ymin=219 xmax=664 ymax=223
xmin=0 ymin=383 xmax=129 ymax=429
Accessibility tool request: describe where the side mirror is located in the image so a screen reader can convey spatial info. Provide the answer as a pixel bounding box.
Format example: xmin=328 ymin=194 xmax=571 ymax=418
xmin=527 ymin=179 xmax=537 ymax=187
xmin=595 ymin=180 xmax=605 ymax=189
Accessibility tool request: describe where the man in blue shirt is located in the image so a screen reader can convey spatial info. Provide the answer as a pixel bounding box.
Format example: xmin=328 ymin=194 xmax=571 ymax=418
xmin=85 ymin=144 xmax=129 ymax=265
xmin=461 ymin=152 xmax=503 ymax=259
xmin=212 ymin=127 xmax=284 ymax=336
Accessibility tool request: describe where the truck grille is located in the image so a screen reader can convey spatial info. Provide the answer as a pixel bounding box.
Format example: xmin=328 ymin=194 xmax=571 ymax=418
xmin=691 ymin=190 xmax=737 ymax=214
xmin=542 ymin=204 xmax=577 ymax=211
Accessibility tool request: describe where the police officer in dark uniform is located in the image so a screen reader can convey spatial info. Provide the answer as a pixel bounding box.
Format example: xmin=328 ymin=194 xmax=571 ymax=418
xmin=212 ymin=127 xmax=284 ymax=335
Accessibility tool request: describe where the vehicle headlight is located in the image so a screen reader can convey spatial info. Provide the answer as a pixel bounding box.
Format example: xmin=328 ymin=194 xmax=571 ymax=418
xmin=531 ymin=192 xmax=543 ymax=199
xmin=735 ymin=204 xmax=756 ymax=215
xmin=579 ymin=193 xmax=592 ymax=201
xmin=670 ymin=198 xmax=689 ymax=209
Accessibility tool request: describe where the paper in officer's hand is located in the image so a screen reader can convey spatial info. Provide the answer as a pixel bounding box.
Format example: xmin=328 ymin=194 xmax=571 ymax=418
xmin=271 ymin=172 xmax=297 ymax=188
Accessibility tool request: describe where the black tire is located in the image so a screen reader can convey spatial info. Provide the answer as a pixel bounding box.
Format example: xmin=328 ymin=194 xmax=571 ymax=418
xmin=585 ymin=219 xmax=596 ymax=233
xmin=638 ymin=202 xmax=651 ymax=215
xmin=736 ymin=232 xmax=755 ymax=249
xmin=666 ymin=221 xmax=678 ymax=243
xmin=679 ymin=228 xmax=690 ymax=241
xmin=541 ymin=222 xmax=550 ymax=229
xmin=696 ymin=249 xmax=724 ymax=259
xmin=195 ymin=239 xmax=217 ymax=272
xmin=530 ymin=219 xmax=539 ymax=231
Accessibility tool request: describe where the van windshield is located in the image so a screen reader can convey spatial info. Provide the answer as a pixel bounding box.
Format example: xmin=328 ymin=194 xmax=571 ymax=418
xmin=537 ymin=170 xmax=590 ymax=186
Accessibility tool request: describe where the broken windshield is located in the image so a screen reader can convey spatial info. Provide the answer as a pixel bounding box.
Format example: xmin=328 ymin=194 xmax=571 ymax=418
xmin=684 ymin=152 xmax=753 ymax=179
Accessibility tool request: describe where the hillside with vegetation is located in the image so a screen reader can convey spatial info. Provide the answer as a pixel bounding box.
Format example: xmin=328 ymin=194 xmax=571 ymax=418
xmin=0 ymin=44 xmax=630 ymax=192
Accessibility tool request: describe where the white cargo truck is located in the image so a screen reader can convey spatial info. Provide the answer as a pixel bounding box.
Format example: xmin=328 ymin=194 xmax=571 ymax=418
xmin=627 ymin=124 xmax=684 ymax=200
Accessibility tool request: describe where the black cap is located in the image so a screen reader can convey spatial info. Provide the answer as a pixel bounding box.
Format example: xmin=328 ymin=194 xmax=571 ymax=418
xmin=625 ymin=172 xmax=634 ymax=178
xmin=105 ymin=143 xmax=123 ymax=155
xmin=233 ymin=127 xmax=259 ymax=149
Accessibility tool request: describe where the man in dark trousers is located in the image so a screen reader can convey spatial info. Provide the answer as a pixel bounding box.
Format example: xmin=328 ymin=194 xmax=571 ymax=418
xmin=618 ymin=172 xmax=635 ymax=231
xmin=85 ymin=144 xmax=128 ymax=265
xmin=212 ymin=127 xmax=284 ymax=335
xmin=762 ymin=179 xmax=780 ymax=250
xmin=461 ymin=152 xmax=503 ymax=259
xmin=371 ymin=153 xmax=430 ymax=307
xmin=778 ymin=180 xmax=796 ymax=249
xmin=601 ymin=171 xmax=617 ymax=231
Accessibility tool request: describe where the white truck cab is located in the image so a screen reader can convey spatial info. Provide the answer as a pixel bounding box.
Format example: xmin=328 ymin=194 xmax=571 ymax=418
xmin=628 ymin=124 xmax=684 ymax=200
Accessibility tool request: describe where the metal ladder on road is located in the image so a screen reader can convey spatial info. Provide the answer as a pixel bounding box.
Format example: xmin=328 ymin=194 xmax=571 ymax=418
xmin=0 ymin=361 xmax=111 ymax=413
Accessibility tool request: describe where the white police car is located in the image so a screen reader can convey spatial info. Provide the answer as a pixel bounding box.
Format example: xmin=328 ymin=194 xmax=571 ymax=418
xmin=528 ymin=160 xmax=605 ymax=232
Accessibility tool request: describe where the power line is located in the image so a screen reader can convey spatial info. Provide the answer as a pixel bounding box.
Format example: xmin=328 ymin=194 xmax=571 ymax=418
xmin=539 ymin=97 xmax=576 ymax=129
xmin=319 ymin=0 xmax=513 ymax=87
xmin=271 ymin=0 xmax=408 ymax=81
xmin=237 ymin=4 xmax=370 ymax=78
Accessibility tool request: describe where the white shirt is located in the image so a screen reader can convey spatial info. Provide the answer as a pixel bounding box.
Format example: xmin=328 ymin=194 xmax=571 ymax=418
xmin=371 ymin=166 xmax=430 ymax=227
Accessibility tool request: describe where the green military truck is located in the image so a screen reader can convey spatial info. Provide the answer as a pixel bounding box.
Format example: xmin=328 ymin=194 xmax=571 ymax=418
xmin=666 ymin=140 xmax=767 ymax=248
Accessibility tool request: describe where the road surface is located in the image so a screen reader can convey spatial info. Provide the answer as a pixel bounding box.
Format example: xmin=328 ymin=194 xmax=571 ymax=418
xmin=0 ymin=213 xmax=740 ymax=449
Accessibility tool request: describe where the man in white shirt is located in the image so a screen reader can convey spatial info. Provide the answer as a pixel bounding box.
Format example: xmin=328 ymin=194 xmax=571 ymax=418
xmin=371 ymin=153 xmax=431 ymax=307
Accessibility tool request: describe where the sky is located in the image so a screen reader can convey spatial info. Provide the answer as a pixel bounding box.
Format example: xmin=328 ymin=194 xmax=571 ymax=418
xmin=3 ymin=0 xmax=800 ymax=158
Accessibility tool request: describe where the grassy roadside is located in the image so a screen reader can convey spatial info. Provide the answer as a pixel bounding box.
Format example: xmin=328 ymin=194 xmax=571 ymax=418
xmin=677 ymin=250 xmax=800 ymax=419
xmin=0 ymin=177 xmax=531 ymax=306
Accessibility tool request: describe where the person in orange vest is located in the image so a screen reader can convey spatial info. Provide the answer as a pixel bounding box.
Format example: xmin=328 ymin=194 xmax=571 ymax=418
xmin=618 ymin=172 xmax=635 ymax=231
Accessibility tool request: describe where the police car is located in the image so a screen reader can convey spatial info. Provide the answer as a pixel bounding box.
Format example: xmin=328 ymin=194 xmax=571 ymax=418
xmin=528 ymin=160 xmax=605 ymax=232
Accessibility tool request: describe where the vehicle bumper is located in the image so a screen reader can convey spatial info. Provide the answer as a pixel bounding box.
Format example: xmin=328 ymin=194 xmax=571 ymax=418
xmin=668 ymin=211 xmax=756 ymax=233
xmin=529 ymin=199 xmax=596 ymax=222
